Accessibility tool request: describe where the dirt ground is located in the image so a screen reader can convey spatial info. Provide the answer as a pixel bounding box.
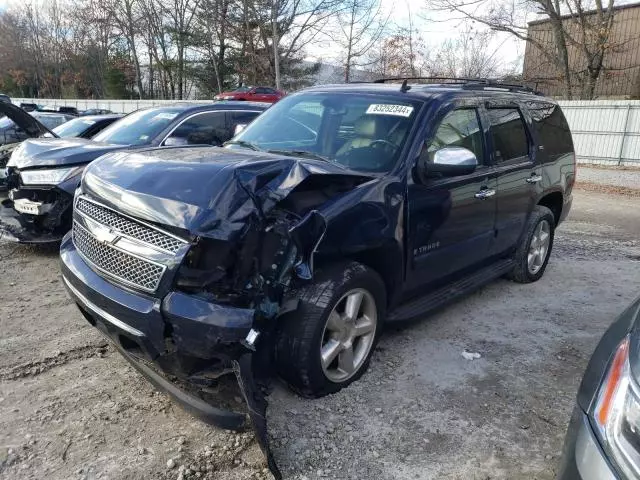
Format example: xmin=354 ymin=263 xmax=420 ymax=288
xmin=1 ymin=183 xmax=640 ymax=480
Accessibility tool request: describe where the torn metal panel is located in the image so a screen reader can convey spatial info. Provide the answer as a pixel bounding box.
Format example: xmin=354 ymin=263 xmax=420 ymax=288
xmin=235 ymin=353 xmax=282 ymax=480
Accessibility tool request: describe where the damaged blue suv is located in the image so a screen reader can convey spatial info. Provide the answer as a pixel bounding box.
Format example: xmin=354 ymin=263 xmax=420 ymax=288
xmin=59 ymin=79 xmax=576 ymax=478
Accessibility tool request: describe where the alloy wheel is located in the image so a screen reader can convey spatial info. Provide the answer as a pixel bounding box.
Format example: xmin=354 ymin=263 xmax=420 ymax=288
xmin=320 ymin=288 xmax=377 ymax=383
xmin=528 ymin=219 xmax=551 ymax=275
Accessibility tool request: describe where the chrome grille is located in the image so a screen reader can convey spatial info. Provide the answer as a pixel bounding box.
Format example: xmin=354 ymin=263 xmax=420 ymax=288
xmin=72 ymin=221 xmax=165 ymax=292
xmin=76 ymin=198 xmax=184 ymax=253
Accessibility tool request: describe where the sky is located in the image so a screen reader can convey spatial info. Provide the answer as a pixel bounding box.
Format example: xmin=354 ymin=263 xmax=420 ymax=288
xmin=304 ymin=0 xmax=526 ymax=72
xmin=0 ymin=0 xmax=526 ymax=72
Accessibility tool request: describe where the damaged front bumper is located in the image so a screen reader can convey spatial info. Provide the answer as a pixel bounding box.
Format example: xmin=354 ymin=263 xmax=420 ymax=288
xmin=59 ymin=233 xmax=282 ymax=478
xmin=0 ymin=187 xmax=72 ymax=243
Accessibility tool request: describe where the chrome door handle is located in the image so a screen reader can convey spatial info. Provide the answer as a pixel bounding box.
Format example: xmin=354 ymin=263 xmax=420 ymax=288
xmin=475 ymin=189 xmax=496 ymax=199
xmin=526 ymin=174 xmax=542 ymax=184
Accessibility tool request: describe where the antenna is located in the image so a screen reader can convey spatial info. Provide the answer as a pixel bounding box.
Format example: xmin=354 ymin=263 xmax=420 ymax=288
xmin=400 ymin=79 xmax=411 ymax=93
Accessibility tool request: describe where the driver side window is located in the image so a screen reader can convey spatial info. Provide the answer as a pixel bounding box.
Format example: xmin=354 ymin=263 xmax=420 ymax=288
xmin=428 ymin=108 xmax=485 ymax=164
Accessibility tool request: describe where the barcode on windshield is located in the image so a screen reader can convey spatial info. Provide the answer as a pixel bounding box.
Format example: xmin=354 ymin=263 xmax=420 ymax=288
xmin=366 ymin=104 xmax=414 ymax=117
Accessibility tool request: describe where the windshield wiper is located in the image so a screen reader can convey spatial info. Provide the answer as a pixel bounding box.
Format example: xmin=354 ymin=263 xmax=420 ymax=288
xmin=266 ymin=149 xmax=331 ymax=162
xmin=224 ymin=140 xmax=263 ymax=151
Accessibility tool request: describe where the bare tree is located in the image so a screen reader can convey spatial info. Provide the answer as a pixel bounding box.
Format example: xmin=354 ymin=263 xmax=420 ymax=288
xmin=105 ymin=0 xmax=146 ymax=98
xmin=163 ymin=0 xmax=202 ymax=99
xmin=428 ymin=0 xmax=628 ymax=99
xmin=334 ymin=0 xmax=388 ymax=82
xmin=367 ymin=33 xmax=428 ymax=78
xmin=430 ymin=26 xmax=505 ymax=78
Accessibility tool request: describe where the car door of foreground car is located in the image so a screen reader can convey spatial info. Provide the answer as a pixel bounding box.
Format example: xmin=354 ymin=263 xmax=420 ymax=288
xmin=485 ymin=102 xmax=538 ymax=255
xmin=406 ymin=104 xmax=498 ymax=291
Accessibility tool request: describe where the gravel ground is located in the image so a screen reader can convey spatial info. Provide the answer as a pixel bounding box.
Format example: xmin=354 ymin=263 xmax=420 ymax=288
xmin=577 ymin=165 xmax=640 ymax=189
xmin=2 ymin=186 xmax=640 ymax=480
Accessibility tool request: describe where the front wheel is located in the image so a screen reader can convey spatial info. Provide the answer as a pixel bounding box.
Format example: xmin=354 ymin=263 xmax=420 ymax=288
xmin=275 ymin=262 xmax=386 ymax=397
xmin=507 ymin=205 xmax=555 ymax=283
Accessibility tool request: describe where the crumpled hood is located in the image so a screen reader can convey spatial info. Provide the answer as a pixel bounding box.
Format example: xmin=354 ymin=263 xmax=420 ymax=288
xmin=8 ymin=137 xmax=126 ymax=169
xmin=82 ymin=146 xmax=373 ymax=239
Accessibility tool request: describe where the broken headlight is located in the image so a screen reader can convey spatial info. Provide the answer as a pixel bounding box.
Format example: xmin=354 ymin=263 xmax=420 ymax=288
xmin=592 ymin=336 xmax=640 ymax=478
xmin=176 ymin=238 xmax=233 ymax=290
xmin=20 ymin=166 xmax=84 ymax=186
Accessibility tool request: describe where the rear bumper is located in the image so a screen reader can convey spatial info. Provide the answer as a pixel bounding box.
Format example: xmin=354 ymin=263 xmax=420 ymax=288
xmin=59 ymin=231 xmax=255 ymax=430
xmin=557 ymin=405 xmax=618 ymax=480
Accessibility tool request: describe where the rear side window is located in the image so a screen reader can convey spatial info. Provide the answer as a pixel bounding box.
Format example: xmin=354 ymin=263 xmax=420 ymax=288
xmin=487 ymin=108 xmax=529 ymax=163
xmin=526 ymin=101 xmax=573 ymax=159
xmin=169 ymin=111 xmax=228 ymax=145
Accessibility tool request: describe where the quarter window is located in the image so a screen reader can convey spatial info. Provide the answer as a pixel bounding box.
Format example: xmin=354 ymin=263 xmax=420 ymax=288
xmin=526 ymin=101 xmax=573 ymax=159
xmin=428 ymin=109 xmax=485 ymax=164
xmin=487 ymin=108 xmax=529 ymax=163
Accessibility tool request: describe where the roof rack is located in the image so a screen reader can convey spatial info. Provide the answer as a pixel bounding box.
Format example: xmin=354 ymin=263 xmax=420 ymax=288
xmin=372 ymin=77 xmax=541 ymax=95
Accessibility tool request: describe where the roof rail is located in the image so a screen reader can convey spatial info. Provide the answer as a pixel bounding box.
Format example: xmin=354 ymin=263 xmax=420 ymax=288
xmin=373 ymin=76 xmax=487 ymax=85
xmin=373 ymin=77 xmax=541 ymax=95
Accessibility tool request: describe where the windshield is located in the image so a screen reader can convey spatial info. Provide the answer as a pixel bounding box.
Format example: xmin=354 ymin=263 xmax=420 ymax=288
xmin=229 ymin=92 xmax=421 ymax=172
xmin=233 ymin=86 xmax=251 ymax=92
xmin=53 ymin=118 xmax=96 ymax=137
xmin=31 ymin=113 xmax=69 ymax=129
xmin=93 ymin=108 xmax=182 ymax=145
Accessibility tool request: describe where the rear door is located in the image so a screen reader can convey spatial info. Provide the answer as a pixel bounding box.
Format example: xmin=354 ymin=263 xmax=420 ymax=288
xmin=406 ymin=104 xmax=498 ymax=290
xmin=485 ymin=102 xmax=538 ymax=255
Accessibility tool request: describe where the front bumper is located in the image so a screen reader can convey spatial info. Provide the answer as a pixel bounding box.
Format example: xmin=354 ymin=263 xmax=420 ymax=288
xmin=59 ymin=233 xmax=282 ymax=478
xmin=557 ymin=405 xmax=618 ymax=480
xmin=0 ymin=187 xmax=72 ymax=243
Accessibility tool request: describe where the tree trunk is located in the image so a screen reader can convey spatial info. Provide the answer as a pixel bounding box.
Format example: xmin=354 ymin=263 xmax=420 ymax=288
xmin=344 ymin=1 xmax=356 ymax=83
xmin=549 ymin=16 xmax=573 ymax=99
xmin=148 ymin=48 xmax=154 ymax=98
xmin=272 ymin=0 xmax=281 ymax=89
xmin=178 ymin=44 xmax=184 ymax=100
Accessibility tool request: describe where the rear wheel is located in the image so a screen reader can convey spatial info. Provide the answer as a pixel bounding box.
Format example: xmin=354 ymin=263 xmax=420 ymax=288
xmin=507 ymin=205 xmax=555 ymax=283
xmin=275 ymin=262 xmax=385 ymax=397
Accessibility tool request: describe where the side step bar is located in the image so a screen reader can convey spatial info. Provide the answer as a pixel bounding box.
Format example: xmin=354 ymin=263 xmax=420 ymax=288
xmin=387 ymin=259 xmax=515 ymax=322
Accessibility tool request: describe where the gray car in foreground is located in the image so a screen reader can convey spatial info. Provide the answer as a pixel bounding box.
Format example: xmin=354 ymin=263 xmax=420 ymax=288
xmin=559 ymin=295 xmax=640 ymax=479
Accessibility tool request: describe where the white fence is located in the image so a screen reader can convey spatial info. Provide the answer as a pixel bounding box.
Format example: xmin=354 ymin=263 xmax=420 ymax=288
xmin=12 ymin=97 xmax=640 ymax=166
xmin=558 ymin=100 xmax=640 ymax=167
xmin=12 ymin=97 xmax=206 ymax=114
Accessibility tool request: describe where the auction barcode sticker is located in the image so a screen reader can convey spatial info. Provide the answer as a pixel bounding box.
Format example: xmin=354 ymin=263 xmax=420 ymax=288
xmin=366 ymin=104 xmax=414 ymax=117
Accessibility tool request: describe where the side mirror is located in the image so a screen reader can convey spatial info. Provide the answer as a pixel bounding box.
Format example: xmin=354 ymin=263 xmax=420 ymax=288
xmin=419 ymin=146 xmax=478 ymax=180
xmin=234 ymin=124 xmax=247 ymax=136
xmin=163 ymin=136 xmax=189 ymax=147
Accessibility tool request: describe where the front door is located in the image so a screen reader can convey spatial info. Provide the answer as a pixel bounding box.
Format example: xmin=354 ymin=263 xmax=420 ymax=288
xmin=485 ymin=105 xmax=538 ymax=255
xmin=406 ymin=107 xmax=497 ymax=291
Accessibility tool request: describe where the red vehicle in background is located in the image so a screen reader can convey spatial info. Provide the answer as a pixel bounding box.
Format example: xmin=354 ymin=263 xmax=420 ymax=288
xmin=214 ymin=86 xmax=285 ymax=103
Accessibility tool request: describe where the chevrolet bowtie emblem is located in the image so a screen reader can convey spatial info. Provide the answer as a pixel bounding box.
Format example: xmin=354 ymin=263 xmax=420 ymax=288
xmin=85 ymin=218 xmax=118 ymax=245
xmin=94 ymin=225 xmax=118 ymax=244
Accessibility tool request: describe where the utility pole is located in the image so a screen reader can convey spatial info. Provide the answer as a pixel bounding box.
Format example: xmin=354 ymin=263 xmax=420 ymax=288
xmin=272 ymin=0 xmax=281 ymax=89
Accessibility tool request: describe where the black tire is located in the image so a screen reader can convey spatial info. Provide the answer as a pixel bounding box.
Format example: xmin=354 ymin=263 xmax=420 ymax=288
xmin=275 ymin=261 xmax=386 ymax=398
xmin=507 ymin=205 xmax=555 ymax=283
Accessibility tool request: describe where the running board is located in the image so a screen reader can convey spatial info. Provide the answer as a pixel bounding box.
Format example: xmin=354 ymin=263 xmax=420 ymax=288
xmin=387 ymin=259 xmax=515 ymax=322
